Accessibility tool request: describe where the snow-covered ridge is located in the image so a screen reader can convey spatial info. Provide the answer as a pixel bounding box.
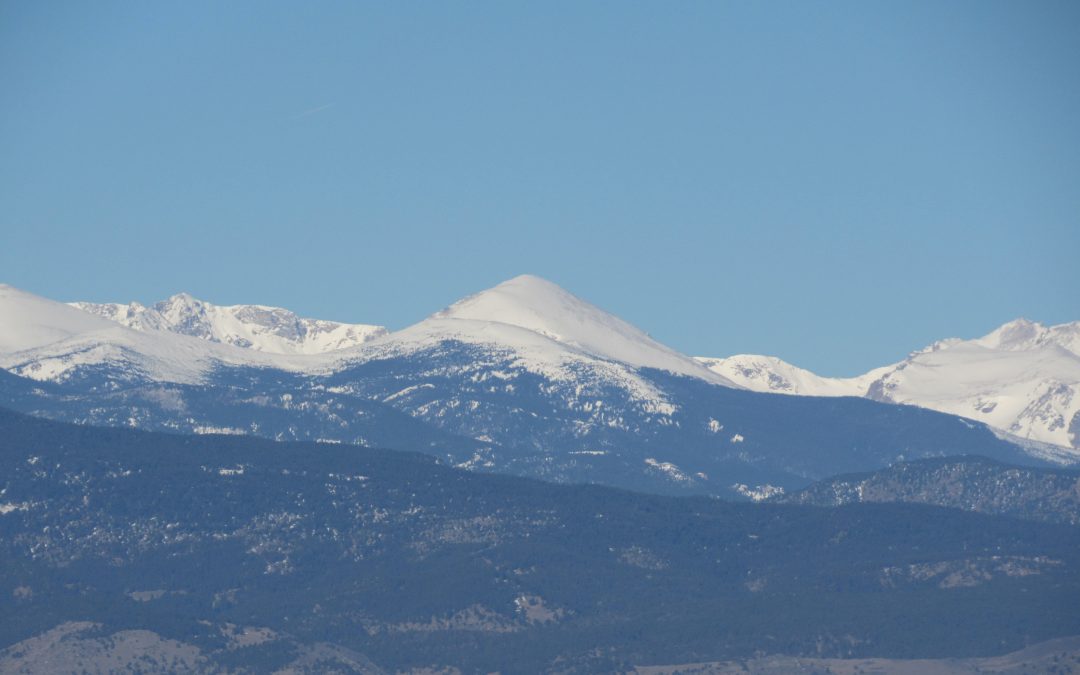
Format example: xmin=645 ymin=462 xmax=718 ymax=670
xmin=326 ymin=275 xmax=737 ymax=410
xmin=71 ymin=294 xmax=387 ymax=355
xmin=0 ymin=284 xmax=118 ymax=354
xmin=698 ymin=319 xmax=1080 ymax=455
xmin=1 ymin=277 xmax=736 ymax=406
xmin=0 ymin=284 xmax=335 ymax=384
xmin=429 ymin=275 xmax=735 ymax=387
xmin=9 ymin=279 xmax=1076 ymax=456
xmin=696 ymin=354 xmax=888 ymax=398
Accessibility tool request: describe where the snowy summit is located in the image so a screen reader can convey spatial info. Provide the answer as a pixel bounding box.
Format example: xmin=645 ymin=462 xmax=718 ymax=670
xmin=698 ymin=318 xmax=1080 ymax=457
xmin=426 ymin=275 xmax=731 ymax=384
xmin=71 ymin=294 xmax=387 ymax=355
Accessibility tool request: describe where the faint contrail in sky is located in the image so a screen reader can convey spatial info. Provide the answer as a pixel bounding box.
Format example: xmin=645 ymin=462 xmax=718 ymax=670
xmin=294 ymin=103 xmax=333 ymax=120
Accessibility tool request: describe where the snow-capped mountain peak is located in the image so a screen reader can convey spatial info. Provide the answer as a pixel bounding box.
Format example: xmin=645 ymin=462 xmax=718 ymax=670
xmin=428 ymin=275 xmax=733 ymax=384
xmin=71 ymin=294 xmax=387 ymax=355
xmin=1 ymin=284 xmax=364 ymax=385
xmin=976 ymin=318 xmax=1043 ymax=351
xmin=7 ymin=278 xmax=735 ymax=398
xmin=698 ymin=318 xmax=1080 ymax=459
xmin=972 ymin=318 xmax=1080 ymax=356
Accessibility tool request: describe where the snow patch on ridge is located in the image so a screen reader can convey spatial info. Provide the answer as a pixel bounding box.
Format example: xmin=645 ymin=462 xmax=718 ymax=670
xmin=732 ymin=483 xmax=785 ymax=502
xmin=645 ymin=458 xmax=693 ymax=483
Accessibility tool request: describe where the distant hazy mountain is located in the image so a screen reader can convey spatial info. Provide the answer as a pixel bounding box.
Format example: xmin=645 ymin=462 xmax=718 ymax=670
xmin=0 ymin=279 xmax=1061 ymax=497
xmin=2 ymin=409 xmax=1078 ymax=672
xmin=71 ymin=293 xmax=387 ymax=355
xmin=779 ymin=456 xmax=1080 ymax=525
xmin=699 ymin=319 xmax=1080 ymax=460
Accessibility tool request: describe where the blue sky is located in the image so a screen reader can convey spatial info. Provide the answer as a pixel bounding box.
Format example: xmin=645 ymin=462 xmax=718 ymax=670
xmin=1 ymin=1 xmax=1077 ymax=375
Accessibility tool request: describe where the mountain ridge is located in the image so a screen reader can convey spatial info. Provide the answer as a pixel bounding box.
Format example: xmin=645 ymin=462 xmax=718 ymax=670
xmin=699 ymin=318 xmax=1080 ymax=456
xmin=777 ymin=455 xmax=1080 ymax=525
xmin=0 ymin=278 xmax=1072 ymax=498
xmin=6 ymin=278 xmax=736 ymax=394
xmin=0 ymin=284 xmax=332 ymax=384
xmin=70 ymin=293 xmax=387 ymax=355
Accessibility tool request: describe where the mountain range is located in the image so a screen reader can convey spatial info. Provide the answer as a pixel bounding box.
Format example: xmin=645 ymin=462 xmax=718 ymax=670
xmin=44 ymin=279 xmax=1080 ymax=459
xmin=699 ymin=318 xmax=1080 ymax=457
xmin=15 ymin=278 xmax=1076 ymax=461
xmin=0 ymin=277 xmax=1074 ymax=500
xmin=2 ymin=276 xmax=1079 ymax=672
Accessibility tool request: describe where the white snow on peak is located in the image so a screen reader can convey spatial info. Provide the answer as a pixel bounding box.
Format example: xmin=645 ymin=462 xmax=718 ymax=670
xmin=5 ymin=279 xmax=1076 ymax=460
xmin=971 ymin=318 xmax=1080 ymax=356
xmin=0 ymin=285 xmax=338 ymax=384
xmin=698 ymin=319 xmax=1080 ymax=458
xmin=427 ymin=275 xmax=734 ymax=386
xmin=71 ymin=294 xmax=387 ymax=355
xmin=695 ymin=354 xmax=887 ymax=398
xmin=2 ymin=278 xmax=736 ymax=411
xmin=0 ymin=284 xmax=118 ymax=354
xmin=868 ymin=320 xmax=1080 ymax=456
xmin=320 ymin=275 xmax=738 ymax=413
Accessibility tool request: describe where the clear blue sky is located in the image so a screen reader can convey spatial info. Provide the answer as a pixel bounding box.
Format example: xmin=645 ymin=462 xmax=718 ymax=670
xmin=2 ymin=1 xmax=1077 ymax=375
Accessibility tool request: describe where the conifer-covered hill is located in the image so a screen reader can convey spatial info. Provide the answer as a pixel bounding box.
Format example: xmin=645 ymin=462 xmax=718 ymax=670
xmin=779 ymin=455 xmax=1080 ymax=525
xmin=1 ymin=409 xmax=1078 ymax=672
